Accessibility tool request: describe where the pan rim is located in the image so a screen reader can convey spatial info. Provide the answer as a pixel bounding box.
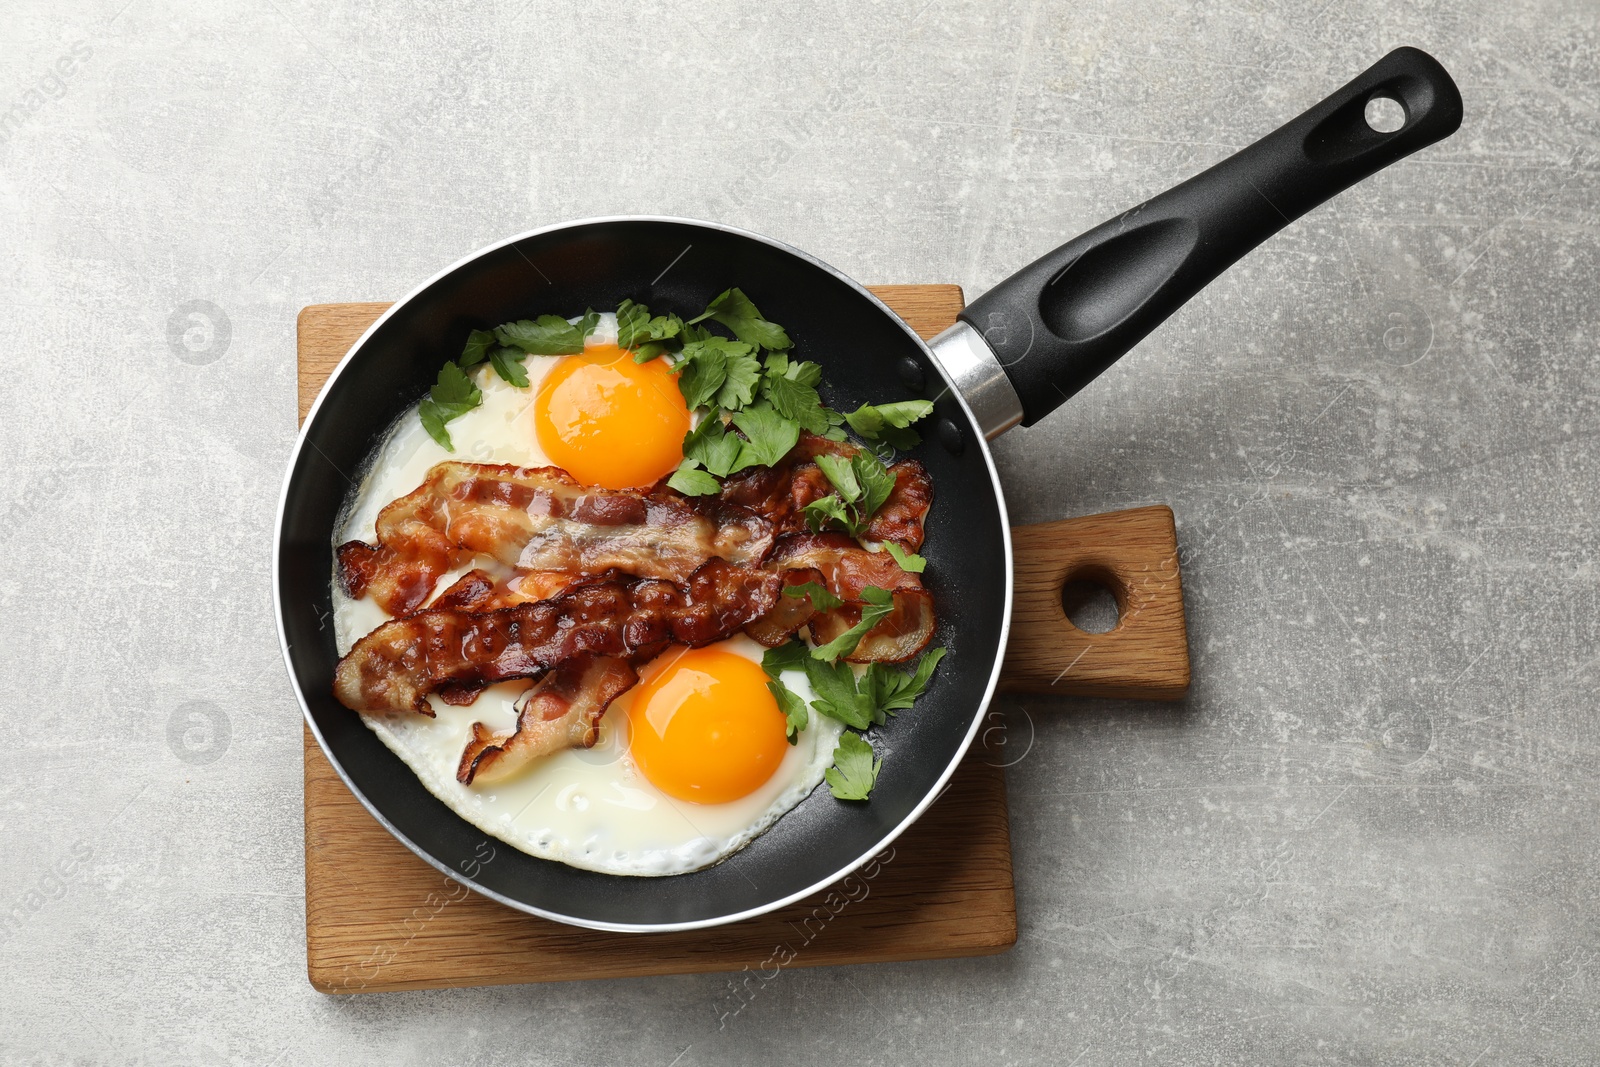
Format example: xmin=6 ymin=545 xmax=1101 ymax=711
xmin=272 ymin=214 xmax=1014 ymax=932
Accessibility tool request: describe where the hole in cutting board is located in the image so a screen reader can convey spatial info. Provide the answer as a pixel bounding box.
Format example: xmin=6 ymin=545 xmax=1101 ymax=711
xmin=1061 ymin=568 xmax=1122 ymax=634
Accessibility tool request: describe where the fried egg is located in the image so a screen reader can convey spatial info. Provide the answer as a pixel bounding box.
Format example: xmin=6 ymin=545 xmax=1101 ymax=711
xmin=533 ymin=342 xmax=690 ymax=490
xmin=331 ymin=315 xmax=844 ymax=875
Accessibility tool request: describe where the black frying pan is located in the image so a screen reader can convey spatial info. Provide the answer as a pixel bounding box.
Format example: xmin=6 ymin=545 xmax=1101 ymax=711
xmin=275 ymin=49 xmax=1461 ymax=931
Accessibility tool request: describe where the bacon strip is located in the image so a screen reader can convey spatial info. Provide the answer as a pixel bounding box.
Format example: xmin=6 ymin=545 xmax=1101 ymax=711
xmin=742 ymin=567 xmax=826 ymax=647
xmin=429 ymin=568 xmax=590 ymax=614
xmin=740 ymin=534 xmax=934 ymax=658
xmin=427 ymin=569 xmax=601 ymax=706
xmin=767 ymin=533 xmax=923 ymax=599
xmin=339 ymin=437 xmax=932 ymax=618
xmin=456 ymin=656 xmax=639 ymax=785
xmin=339 ymin=463 xmax=773 ymax=616
xmin=334 ymin=559 xmax=782 ymax=715
xmin=808 ymin=590 xmax=936 ymax=664
xmin=718 ymin=433 xmax=934 ymax=551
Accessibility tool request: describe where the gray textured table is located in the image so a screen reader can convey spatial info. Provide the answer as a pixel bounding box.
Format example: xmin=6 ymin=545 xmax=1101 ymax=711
xmin=2 ymin=1 xmax=1596 ymax=1063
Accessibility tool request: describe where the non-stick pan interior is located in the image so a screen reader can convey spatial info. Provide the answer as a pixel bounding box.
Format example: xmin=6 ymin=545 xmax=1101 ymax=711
xmin=277 ymin=219 xmax=1011 ymax=929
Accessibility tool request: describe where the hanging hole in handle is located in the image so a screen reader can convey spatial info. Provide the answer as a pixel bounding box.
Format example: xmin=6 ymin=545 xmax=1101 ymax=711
xmin=1364 ymin=94 xmax=1407 ymax=133
xmin=1305 ymin=88 xmax=1409 ymax=164
xmin=1060 ymin=565 xmax=1124 ymax=634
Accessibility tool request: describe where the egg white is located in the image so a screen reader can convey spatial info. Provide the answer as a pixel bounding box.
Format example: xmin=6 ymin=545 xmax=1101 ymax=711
xmin=330 ymin=317 xmax=844 ymax=876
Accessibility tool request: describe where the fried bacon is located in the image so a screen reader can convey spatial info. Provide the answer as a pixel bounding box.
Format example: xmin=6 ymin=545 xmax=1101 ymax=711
xmin=775 ymin=532 xmax=935 ymax=662
xmin=429 ymin=568 xmax=589 ymax=614
xmin=335 ymin=432 xmax=939 ymax=779
xmin=808 ymin=590 xmax=937 ymax=664
xmin=428 ymin=570 xmax=501 ymax=613
xmin=739 ymin=535 xmax=934 ymax=659
xmin=767 ymin=532 xmax=923 ymax=599
xmin=338 ymin=463 xmax=774 ymax=616
xmin=456 ymin=656 xmax=639 ymax=786
xmin=718 ymin=433 xmax=934 ymax=551
xmin=333 ymin=558 xmax=783 ymax=716
xmin=742 ymin=567 xmax=828 ymax=647
xmin=338 ymin=437 xmax=933 ymax=618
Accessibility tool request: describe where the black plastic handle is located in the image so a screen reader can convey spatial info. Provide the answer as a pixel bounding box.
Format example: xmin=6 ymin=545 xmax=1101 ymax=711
xmin=960 ymin=47 xmax=1463 ymax=426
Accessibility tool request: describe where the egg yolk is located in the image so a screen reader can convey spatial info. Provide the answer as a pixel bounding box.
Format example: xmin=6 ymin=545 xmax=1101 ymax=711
xmin=627 ymin=647 xmax=789 ymax=804
xmin=532 ymin=344 xmax=690 ymax=490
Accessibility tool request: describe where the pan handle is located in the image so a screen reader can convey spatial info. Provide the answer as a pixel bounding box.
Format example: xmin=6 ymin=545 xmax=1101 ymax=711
xmin=951 ymin=46 xmax=1462 ymax=430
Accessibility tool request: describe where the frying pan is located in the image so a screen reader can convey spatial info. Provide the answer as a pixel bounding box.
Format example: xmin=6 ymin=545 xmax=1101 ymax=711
xmin=275 ymin=48 xmax=1461 ymax=931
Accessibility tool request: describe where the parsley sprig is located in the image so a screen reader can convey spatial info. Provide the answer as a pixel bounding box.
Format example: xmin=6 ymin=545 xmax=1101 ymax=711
xmin=419 ymin=294 xmax=931 ymax=460
xmin=825 ymin=733 xmax=880 ymax=801
xmin=783 ymin=581 xmax=843 ymax=612
xmin=884 ymin=542 xmax=926 ymax=573
xmin=803 ymin=451 xmax=899 ymax=538
xmin=762 ymin=640 xmax=946 ymax=799
xmin=810 ymin=586 xmax=897 ymax=663
xmin=417 ymin=362 xmax=483 ymax=450
xmin=419 ymin=313 xmax=600 ymax=450
xmin=665 ymin=400 xmax=802 ymax=495
xmin=845 ymin=399 xmax=935 ymax=451
xmin=626 ymin=289 xmax=927 ymax=500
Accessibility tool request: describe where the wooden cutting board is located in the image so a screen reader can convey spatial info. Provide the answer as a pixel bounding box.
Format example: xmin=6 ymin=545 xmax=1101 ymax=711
xmin=297 ymin=285 xmax=1190 ymax=993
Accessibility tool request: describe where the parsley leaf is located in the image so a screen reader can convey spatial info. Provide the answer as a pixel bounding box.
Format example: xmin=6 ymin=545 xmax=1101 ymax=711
xmin=431 ymin=362 xmax=482 ymax=414
xmin=803 ymin=495 xmax=852 ymax=533
xmin=488 ymin=346 xmax=530 ymax=388
xmin=682 ymin=413 xmax=744 ymax=477
xmin=761 ymin=639 xmax=811 ymax=679
xmin=762 ymin=352 xmax=814 ymax=386
xmin=853 ymin=450 xmax=897 ymax=521
xmin=825 ymin=732 xmax=880 ymax=800
xmin=792 ymin=640 xmax=948 ymax=734
xmin=802 ymin=657 xmax=876 ymax=729
xmin=759 ymin=353 xmax=829 ymax=432
xmin=811 ymin=585 xmax=896 ymax=663
xmin=809 ymin=449 xmax=898 ymax=537
xmin=633 ymin=313 xmax=687 ymax=362
xmin=884 ymin=541 xmax=927 ymax=573
xmin=761 ymin=640 xmax=815 ymax=744
xmin=636 ymin=315 xmax=685 ymax=361
xmin=730 ymin=402 xmax=801 ymax=469
xmin=814 ymin=453 xmax=862 ymax=504
xmin=796 ymin=641 xmax=948 ymax=729
xmin=459 ymin=329 xmax=496 ymax=368
xmin=495 ymin=315 xmax=586 ymax=355
xmin=576 ymin=308 xmax=600 ymax=340
xmin=616 ymin=299 xmax=652 ymax=349
xmin=690 ymin=287 xmax=792 ymax=351
xmin=768 ymin=682 xmax=810 ymax=744
xmin=417 ymin=361 xmax=483 ymax=450
xmin=674 ymin=338 xmax=733 ymax=410
xmin=417 ymin=402 xmax=451 ymax=448
xmin=865 ymin=647 xmax=946 ymax=715
xmin=672 ymin=337 xmax=761 ymax=412
xmin=845 ymin=399 xmax=935 ymax=451
xmin=666 ymin=464 xmax=721 ymax=496
xmin=783 ymin=581 xmax=844 ymax=612
xmin=718 ymin=345 xmax=763 ymax=409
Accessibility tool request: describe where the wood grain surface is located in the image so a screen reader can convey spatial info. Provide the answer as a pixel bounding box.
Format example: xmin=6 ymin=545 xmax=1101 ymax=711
xmin=304 ymin=730 xmax=1016 ymax=994
xmin=1001 ymin=507 xmax=1191 ymax=699
xmin=295 ymin=285 xmax=1187 ymax=993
